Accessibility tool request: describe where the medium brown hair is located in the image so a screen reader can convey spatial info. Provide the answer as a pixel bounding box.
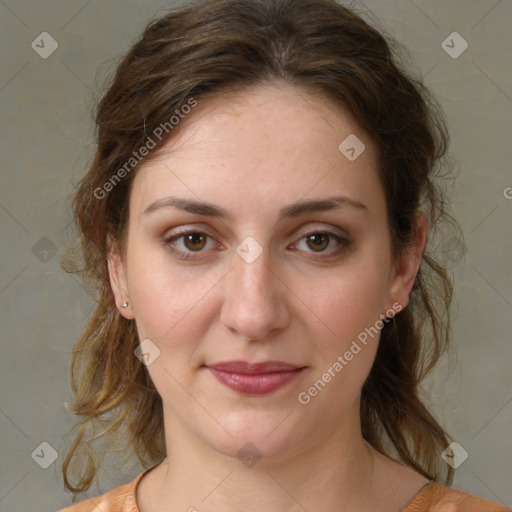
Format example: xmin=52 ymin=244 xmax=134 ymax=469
xmin=61 ymin=0 xmax=460 ymax=495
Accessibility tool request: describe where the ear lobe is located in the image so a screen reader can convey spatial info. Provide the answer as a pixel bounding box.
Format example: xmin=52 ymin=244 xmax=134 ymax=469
xmin=386 ymin=212 xmax=428 ymax=312
xmin=106 ymin=236 xmax=134 ymax=320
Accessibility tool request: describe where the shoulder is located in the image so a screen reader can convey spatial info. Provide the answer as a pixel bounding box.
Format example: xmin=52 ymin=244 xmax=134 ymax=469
xmin=402 ymin=481 xmax=511 ymax=512
xmin=58 ymin=470 xmax=147 ymax=512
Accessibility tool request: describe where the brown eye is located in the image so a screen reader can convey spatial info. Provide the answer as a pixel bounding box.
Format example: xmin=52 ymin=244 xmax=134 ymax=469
xmin=183 ymin=232 xmax=207 ymax=251
xmin=293 ymin=230 xmax=351 ymax=259
xmin=163 ymin=230 xmax=217 ymax=260
xmin=305 ymin=233 xmax=330 ymax=252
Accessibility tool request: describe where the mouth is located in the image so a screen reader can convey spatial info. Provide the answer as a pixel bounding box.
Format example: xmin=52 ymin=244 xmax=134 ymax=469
xmin=204 ymin=360 xmax=307 ymax=395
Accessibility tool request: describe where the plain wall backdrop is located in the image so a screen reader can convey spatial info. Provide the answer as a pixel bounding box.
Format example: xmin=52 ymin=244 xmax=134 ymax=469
xmin=0 ymin=1 xmax=511 ymax=511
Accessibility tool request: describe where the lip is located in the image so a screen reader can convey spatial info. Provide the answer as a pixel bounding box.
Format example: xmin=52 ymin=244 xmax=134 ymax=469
xmin=206 ymin=360 xmax=307 ymax=395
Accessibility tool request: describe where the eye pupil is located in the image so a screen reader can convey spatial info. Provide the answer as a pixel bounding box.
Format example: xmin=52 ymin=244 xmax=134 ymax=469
xmin=184 ymin=233 xmax=206 ymax=251
xmin=307 ymin=233 xmax=329 ymax=251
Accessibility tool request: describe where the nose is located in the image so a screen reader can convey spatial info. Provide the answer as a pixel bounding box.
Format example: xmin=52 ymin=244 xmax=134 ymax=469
xmin=219 ymin=242 xmax=290 ymax=341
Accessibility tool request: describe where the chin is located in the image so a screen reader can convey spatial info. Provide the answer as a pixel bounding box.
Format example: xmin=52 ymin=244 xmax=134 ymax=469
xmin=202 ymin=408 xmax=302 ymax=463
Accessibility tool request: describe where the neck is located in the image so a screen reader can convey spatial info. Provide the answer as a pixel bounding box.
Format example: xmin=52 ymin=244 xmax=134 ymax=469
xmin=144 ymin=408 xmax=377 ymax=512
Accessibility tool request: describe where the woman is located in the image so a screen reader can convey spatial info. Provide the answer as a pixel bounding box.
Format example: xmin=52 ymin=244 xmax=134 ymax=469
xmin=58 ymin=0 xmax=510 ymax=510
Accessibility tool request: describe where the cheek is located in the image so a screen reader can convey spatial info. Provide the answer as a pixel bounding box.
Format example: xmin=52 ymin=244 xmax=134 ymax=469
xmin=127 ymin=247 xmax=217 ymax=343
xmin=312 ymin=289 xmax=381 ymax=378
xmin=302 ymin=255 xmax=390 ymax=383
xmin=127 ymin=257 xmax=218 ymax=400
xmin=314 ymin=264 xmax=389 ymax=335
xmin=301 ymin=278 xmax=385 ymax=406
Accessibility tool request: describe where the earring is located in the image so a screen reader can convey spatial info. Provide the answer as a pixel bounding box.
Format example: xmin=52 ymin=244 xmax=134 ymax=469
xmin=122 ymin=301 xmax=132 ymax=309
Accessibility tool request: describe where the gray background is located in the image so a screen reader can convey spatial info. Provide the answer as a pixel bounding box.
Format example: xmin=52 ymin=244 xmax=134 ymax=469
xmin=0 ymin=1 xmax=510 ymax=511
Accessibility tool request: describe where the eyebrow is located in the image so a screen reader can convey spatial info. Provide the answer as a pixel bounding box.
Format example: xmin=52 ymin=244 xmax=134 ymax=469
xmin=142 ymin=194 xmax=367 ymax=221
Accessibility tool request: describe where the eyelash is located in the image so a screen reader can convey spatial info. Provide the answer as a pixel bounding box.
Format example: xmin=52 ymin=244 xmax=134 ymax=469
xmin=162 ymin=229 xmax=351 ymax=261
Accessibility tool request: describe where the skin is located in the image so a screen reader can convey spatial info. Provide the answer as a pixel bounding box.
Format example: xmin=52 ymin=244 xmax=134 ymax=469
xmin=107 ymin=82 xmax=429 ymax=512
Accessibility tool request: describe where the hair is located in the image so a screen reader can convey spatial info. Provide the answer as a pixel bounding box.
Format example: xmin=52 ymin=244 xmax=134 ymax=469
xmin=61 ymin=0 xmax=462 ymax=496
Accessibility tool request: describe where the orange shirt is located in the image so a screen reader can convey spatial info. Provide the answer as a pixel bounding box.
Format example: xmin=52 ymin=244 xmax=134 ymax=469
xmin=59 ymin=466 xmax=511 ymax=512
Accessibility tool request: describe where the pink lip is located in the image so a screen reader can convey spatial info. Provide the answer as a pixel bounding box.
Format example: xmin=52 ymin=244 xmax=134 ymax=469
xmin=206 ymin=360 xmax=306 ymax=395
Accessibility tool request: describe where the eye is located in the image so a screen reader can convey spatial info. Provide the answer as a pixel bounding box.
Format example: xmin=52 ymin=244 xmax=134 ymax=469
xmin=162 ymin=229 xmax=351 ymax=261
xmin=162 ymin=230 xmax=219 ymax=260
xmin=293 ymin=231 xmax=350 ymax=257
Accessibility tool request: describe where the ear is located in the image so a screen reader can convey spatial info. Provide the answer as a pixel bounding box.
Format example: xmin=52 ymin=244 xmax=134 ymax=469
xmin=385 ymin=212 xmax=428 ymax=313
xmin=106 ymin=235 xmax=134 ymax=320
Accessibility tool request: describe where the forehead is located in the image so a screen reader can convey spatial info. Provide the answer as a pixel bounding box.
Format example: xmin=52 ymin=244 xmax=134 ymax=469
xmin=130 ymin=82 xmax=383 ymax=220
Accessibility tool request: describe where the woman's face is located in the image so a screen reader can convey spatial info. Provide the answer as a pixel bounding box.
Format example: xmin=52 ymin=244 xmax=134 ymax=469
xmin=108 ymin=83 xmax=424 ymax=461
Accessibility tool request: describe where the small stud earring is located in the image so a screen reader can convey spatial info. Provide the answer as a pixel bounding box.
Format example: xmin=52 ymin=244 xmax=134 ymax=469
xmin=122 ymin=301 xmax=132 ymax=309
